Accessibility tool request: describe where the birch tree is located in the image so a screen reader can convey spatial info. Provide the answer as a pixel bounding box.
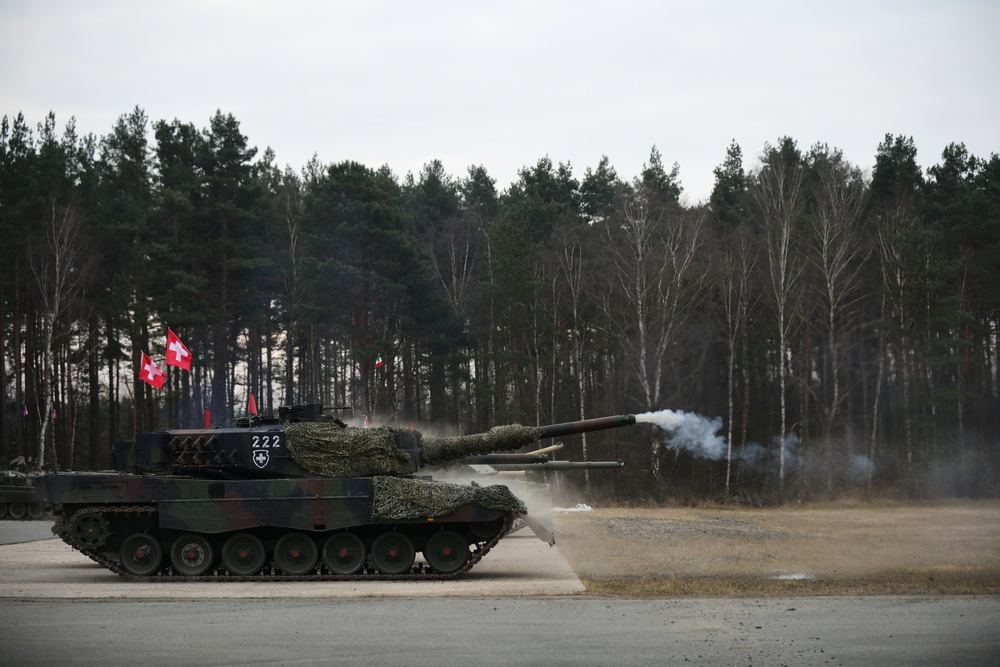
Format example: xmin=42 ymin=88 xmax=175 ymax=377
xmin=717 ymin=224 xmax=757 ymax=496
xmin=29 ymin=196 xmax=91 ymax=467
xmin=806 ymin=145 xmax=870 ymax=437
xmin=749 ymin=138 xmax=806 ymax=487
xmin=607 ymin=159 xmax=707 ymax=487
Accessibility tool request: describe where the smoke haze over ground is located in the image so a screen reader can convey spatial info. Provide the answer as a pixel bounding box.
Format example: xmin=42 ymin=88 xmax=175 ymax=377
xmin=636 ymin=409 xmax=879 ymax=488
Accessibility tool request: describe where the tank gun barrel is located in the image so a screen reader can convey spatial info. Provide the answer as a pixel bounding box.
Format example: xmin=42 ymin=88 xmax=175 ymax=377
xmin=537 ymin=414 xmax=636 ymax=440
xmin=420 ymin=414 xmax=638 ymax=466
xmin=494 ymin=460 xmax=625 ymax=472
xmin=462 ymin=453 xmax=550 ymax=465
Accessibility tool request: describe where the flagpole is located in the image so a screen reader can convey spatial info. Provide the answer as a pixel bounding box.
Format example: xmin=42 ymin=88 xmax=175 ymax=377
xmin=133 ymin=353 xmax=138 ymax=440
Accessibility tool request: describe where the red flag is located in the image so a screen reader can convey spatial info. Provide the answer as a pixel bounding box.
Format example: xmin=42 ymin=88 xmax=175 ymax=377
xmin=249 ymin=393 xmax=258 ymax=416
xmin=204 ymin=409 xmax=211 ymax=429
xmin=375 ymin=354 xmax=385 ymax=368
xmin=166 ymin=328 xmax=192 ymax=371
xmin=139 ymin=352 xmax=166 ymax=389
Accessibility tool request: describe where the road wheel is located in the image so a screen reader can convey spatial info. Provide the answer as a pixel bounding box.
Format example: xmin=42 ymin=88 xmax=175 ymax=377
xmin=274 ymin=532 xmax=318 ymax=575
xmin=322 ymin=533 xmax=366 ymax=575
xmin=370 ymin=531 xmax=415 ymax=575
xmin=222 ymin=533 xmax=266 ymax=576
xmin=170 ymin=534 xmax=214 ymax=576
xmin=120 ymin=533 xmax=163 ymax=576
xmin=423 ymin=530 xmax=469 ymax=574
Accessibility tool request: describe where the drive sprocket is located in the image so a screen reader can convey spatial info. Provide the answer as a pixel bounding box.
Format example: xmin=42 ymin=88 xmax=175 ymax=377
xmin=69 ymin=509 xmax=111 ymax=550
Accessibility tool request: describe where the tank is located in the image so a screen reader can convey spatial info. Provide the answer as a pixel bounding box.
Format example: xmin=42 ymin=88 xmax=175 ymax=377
xmin=1 ymin=461 xmax=49 ymax=520
xmin=34 ymin=405 xmax=636 ymax=580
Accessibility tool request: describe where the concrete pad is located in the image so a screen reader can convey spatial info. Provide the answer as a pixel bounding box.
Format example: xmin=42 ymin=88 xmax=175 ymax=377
xmin=0 ymin=533 xmax=584 ymax=599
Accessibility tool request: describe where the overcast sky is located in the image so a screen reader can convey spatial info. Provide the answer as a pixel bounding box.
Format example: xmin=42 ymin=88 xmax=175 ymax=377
xmin=2 ymin=0 xmax=998 ymax=203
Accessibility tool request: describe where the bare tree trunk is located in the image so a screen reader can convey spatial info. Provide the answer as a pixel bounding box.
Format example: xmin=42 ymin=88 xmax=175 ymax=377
xmin=29 ymin=198 xmax=90 ymax=469
xmin=608 ymin=184 xmax=707 ymax=494
xmin=869 ymin=292 xmax=887 ymax=491
xmin=719 ymin=226 xmax=757 ymax=498
xmin=65 ymin=317 xmax=76 ymax=470
xmin=750 ymin=145 xmax=806 ymax=490
xmin=808 ymin=148 xmax=868 ymax=457
xmin=876 ymin=210 xmax=922 ymax=473
xmin=554 ymin=225 xmax=600 ymax=498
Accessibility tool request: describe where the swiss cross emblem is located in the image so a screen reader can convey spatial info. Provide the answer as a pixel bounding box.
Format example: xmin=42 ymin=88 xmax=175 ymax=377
xmin=252 ymin=449 xmax=270 ymax=469
xmin=169 ymin=340 xmax=189 ymax=365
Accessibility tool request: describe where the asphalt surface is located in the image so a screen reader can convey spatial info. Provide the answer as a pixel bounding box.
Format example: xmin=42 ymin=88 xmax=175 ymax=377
xmin=2 ymin=520 xmax=998 ymax=666
xmin=0 ymin=519 xmax=54 ymax=545
xmin=4 ymin=596 xmax=998 ymax=666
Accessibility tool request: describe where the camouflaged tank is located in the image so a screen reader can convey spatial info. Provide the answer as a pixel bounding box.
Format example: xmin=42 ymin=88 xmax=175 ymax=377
xmin=34 ymin=405 xmax=635 ymax=580
xmin=1 ymin=465 xmax=49 ymax=520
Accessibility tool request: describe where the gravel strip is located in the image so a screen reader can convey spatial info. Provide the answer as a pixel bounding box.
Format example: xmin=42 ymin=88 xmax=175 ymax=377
xmin=592 ymin=515 xmax=790 ymax=541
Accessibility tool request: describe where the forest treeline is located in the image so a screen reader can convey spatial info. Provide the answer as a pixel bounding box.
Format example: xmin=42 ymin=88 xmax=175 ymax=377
xmin=2 ymin=107 xmax=999 ymax=502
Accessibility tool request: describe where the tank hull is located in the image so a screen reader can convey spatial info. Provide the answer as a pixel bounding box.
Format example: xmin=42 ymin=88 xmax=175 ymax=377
xmin=37 ymin=472 xmax=513 ymax=580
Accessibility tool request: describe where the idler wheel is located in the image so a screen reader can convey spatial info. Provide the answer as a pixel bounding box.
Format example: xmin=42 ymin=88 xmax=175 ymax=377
xmin=370 ymin=531 xmax=415 ymax=575
xmin=321 ymin=533 xmax=366 ymax=575
xmin=222 ymin=533 xmax=266 ymax=576
xmin=8 ymin=502 xmax=27 ymax=520
xmin=170 ymin=534 xmax=214 ymax=576
xmin=274 ymin=532 xmax=318 ymax=576
xmin=423 ymin=530 xmax=469 ymax=574
xmin=69 ymin=510 xmax=109 ymax=550
xmin=120 ymin=533 xmax=163 ymax=576
xmin=27 ymin=503 xmax=45 ymax=519
xmin=470 ymin=519 xmax=504 ymax=541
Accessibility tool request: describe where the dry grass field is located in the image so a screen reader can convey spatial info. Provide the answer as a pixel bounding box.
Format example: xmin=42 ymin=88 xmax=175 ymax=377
xmin=551 ymin=500 xmax=1000 ymax=597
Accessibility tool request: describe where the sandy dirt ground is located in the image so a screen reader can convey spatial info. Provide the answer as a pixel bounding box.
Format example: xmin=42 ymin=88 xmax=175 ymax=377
xmin=551 ymin=499 xmax=1000 ymax=596
xmin=2 ymin=500 xmax=998 ymax=599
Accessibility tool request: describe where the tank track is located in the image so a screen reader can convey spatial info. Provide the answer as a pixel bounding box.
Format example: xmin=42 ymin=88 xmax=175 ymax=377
xmin=53 ymin=505 xmax=511 ymax=582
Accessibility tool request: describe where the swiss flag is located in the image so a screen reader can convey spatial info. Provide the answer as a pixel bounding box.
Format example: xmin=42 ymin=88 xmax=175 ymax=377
xmin=139 ymin=352 xmax=166 ymax=389
xmin=166 ymin=328 xmax=192 ymax=371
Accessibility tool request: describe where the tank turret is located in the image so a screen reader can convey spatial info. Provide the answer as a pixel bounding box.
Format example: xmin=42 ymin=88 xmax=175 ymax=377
xmin=36 ymin=405 xmax=637 ymax=580
xmin=107 ymin=409 xmax=635 ymax=479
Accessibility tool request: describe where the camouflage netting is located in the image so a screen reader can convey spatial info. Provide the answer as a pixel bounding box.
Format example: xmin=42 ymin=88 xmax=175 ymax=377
xmin=286 ymin=422 xmax=545 ymax=476
xmin=285 ymin=422 xmax=413 ymax=477
xmin=420 ymin=424 xmax=543 ymax=466
xmin=372 ymin=476 xmax=527 ymax=520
